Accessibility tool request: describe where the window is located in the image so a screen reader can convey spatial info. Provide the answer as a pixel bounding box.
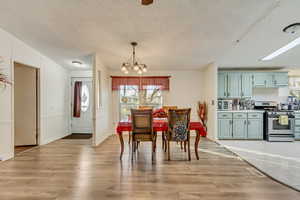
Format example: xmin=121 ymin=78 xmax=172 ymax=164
xmin=119 ymin=85 xmax=163 ymax=121
xmin=81 ymin=84 xmax=90 ymax=112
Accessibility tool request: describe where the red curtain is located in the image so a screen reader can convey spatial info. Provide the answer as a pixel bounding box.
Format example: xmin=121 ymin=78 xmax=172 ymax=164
xmin=73 ymin=81 xmax=82 ymax=118
xmin=111 ymin=76 xmax=170 ymax=91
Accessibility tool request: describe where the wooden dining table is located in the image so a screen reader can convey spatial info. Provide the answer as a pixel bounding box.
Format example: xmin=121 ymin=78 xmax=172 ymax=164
xmin=116 ymin=119 xmax=207 ymax=160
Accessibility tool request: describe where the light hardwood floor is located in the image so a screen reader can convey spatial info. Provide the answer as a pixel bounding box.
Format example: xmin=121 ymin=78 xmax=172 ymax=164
xmin=0 ymin=135 xmax=299 ymax=200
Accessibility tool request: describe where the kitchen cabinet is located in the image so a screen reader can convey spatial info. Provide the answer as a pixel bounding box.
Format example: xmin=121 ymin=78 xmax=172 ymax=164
xmin=273 ymin=72 xmax=288 ymax=87
xmin=294 ymin=113 xmax=300 ymax=140
xmin=233 ymin=119 xmax=247 ymax=139
xmin=218 ymin=72 xmax=228 ymax=98
xmin=227 ymin=72 xmax=241 ymax=98
xmin=217 ymin=111 xmax=263 ymax=140
xmin=218 ymin=112 xmax=233 ymax=139
xmin=247 ymin=119 xmax=263 ymax=139
xmin=217 ymin=71 xmax=288 ymax=98
xmin=253 ymin=72 xmax=274 ymax=88
xmin=218 ymin=119 xmax=232 ymax=139
xmin=241 ymin=73 xmax=253 ymax=98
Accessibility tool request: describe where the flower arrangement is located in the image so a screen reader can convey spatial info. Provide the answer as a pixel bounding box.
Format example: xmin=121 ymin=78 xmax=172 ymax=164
xmin=197 ymin=101 xmax=208 ymax=131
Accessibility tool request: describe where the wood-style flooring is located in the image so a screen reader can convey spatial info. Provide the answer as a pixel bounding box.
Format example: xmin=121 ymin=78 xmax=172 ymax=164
xmin=63 ymin=133 xmax=93 ymax=139
xmin=0 ymin=135 xmax=299 ymax=200
xmin=14 ymin=145 xmax=36 ymax=155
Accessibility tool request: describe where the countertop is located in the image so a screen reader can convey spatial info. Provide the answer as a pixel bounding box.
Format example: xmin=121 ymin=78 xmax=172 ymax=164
xmin=218 ymin=110 xmax=265 ymax=113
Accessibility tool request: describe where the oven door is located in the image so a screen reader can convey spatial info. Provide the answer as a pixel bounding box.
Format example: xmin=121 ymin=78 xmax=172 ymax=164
xmin=268 ymin=118 xmax=294 ymax=134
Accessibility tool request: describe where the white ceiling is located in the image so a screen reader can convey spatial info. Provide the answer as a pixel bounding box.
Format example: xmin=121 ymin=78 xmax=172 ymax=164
xmin=0 ymin=0 xmax=296 ymax=70
xmin=220 ymin=0 xmax=300 ymax=68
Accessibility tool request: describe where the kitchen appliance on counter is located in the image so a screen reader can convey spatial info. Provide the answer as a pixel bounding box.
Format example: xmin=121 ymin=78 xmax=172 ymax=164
xmin=254 ymin=101 xmax=277 ymax=110
xmin=254 ymin=101 xmax=295 ymax=142
xmin=218 ymin=100 xmax=233 ymax=110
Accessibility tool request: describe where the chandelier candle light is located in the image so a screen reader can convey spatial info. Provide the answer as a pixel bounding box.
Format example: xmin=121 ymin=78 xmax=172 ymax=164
xmin=121 ymin=42 xmax=148 ymax=75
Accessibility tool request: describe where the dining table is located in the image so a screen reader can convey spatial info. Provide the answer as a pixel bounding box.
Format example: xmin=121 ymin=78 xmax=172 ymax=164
xmin=116 ymin=119 xmax=207 ymax=160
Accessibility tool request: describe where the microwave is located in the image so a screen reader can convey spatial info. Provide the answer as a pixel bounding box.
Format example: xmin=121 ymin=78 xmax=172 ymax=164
xmin=218 ymin=100 xmax=233 ymax=110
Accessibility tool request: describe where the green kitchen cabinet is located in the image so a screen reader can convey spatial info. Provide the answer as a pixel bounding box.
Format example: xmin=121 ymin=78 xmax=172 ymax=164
xmin=253 ymin=73 xmax=274 ymax=88
xmin=218 ymin=112 xmax=263 ymax=140
xmin=247 ymin=119 xmax=263 ymax=139
xmin=241 ymin=73 xmax=253 ymax=98
xmin=273 ymin=72 xmax=288 ymax=87
xmin=294 ymin=113 xmax=300 ymax=140
xmin=227 ymin=72 xmax=241 ymax=98
xmin=218 ymin=72 xmax=228 ymax=98
xmin=218 ymin=119 xmax=232 ymax=139
xmin=232 ymin=119 xmax=247 ymax=139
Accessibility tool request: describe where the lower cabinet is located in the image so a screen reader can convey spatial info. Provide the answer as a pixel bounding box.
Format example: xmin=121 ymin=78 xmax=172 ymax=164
xmin=218 ymin=119 xmax=232 ymax=139
xmin=232 ymin=119 xmax=247 ymax=139
xmin=247 ymin=119 xmax=263 ymax=139
xmin=294 ymin=115 xmax=300 ymax=140
xmin=218 ymin=112 xmax=263 ymax=140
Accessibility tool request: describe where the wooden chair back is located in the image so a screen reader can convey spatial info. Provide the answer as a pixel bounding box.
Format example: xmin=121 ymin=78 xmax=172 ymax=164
xmin=163 ymin=106 xmax=178 ymax=114
xmin=167 ymin=108 xmax=191 ymax=141
xmin=131 ymin=109 xmax=153 ymax=134
xmin=138 ymin=106 xmax=153 ymax=110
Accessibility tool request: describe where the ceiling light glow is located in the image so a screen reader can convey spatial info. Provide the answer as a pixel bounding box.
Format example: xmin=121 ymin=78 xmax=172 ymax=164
xmin=262 ymin=36 xmax=300 ymax=61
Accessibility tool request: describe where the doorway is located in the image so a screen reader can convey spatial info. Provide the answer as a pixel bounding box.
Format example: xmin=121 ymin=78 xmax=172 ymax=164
xmin=69 ymin=77 xmax=93 ymax=139
xmin=14 ymin=62 xmax=39 ymax=155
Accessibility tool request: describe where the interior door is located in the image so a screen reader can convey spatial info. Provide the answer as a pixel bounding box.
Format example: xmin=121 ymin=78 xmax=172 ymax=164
xmin=71 ymin=78 xmax=93 ymax=133
xmin=14 ymin=63 xmax=37 ymax=146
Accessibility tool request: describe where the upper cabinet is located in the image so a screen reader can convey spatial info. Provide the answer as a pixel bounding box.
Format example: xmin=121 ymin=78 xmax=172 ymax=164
xmin=227 ymin=72 xmax=241 ymax=98
xmin=273 ymin=72 xmax=288 ymax=87
xmin=241 ymin=73 xmax=253 ymax=98
xmin=218 ymin=72 xmax=228 ymax=98
xmin=253 ymin=72 xmax=273 ymax=88
xmin=218 ymin=71 xmax=288 ymax=98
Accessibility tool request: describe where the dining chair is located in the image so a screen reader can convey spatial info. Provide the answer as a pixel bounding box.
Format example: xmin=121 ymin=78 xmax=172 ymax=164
xmin=138 ymin=106 xmax=153 ymax=110
xmin=131 ymin=109 xmax=156 ymax=160
xmin=165 ymin=108 xmax=191 ymax=161
xmin=161 ymin=106 xmax=178 ymax=149
xmin=162 ymin=106 xmax=178 ymax=114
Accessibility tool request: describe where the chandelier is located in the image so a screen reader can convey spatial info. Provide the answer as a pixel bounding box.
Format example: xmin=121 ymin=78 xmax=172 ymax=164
xmin=121 ymin=42 xmax=148 ymax=74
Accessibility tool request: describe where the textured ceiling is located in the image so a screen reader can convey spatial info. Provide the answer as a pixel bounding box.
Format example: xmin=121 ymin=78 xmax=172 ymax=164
xmin=0 ymin=0 xmax=286 ymax=70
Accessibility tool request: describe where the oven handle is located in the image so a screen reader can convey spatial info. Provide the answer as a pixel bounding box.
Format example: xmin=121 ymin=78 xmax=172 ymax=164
xmin=269 ymin=118 xmax=294 ymax=120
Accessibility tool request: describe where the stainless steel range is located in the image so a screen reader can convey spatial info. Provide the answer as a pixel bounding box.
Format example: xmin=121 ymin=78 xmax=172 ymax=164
xmin=254 ymin=101 xmax=295 ymax=142
xmin=265 ymin=111 xmax=295 ymax=142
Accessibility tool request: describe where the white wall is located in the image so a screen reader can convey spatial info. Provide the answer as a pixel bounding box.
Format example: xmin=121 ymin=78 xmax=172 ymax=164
xmin=252 ymin=87 xmax=289 ymax=103
xmin=110 ymin=70 xmax=203 ymax=127
xmin=202 ymin=63 xmax=217 ymax=140
xmin=0 ymin=28 xmax=69 ymax=161
xmin=93 ymin=55 xmax=112 ymax=146
xmin=70 ymin=70 xmax=93 ymax=78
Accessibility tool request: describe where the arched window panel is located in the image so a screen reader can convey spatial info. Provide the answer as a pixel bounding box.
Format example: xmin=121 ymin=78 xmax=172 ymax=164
xmin=81 ymin=84 xmax=90 ymax=112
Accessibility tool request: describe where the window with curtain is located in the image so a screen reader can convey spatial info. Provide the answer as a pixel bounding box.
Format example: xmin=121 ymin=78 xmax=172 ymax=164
xmin=119 ymin=85 xmax=163 ymax=121
xmin=112 ymin=76 xmax=169 ymax=121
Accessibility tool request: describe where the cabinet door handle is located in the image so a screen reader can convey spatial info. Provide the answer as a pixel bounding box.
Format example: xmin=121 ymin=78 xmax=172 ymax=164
xmin=248 ymin=121 xmax=250 ymax=125
xmin=244 ymin=120 xmax=246 ymax=125
xmin=264 ymin=80 xmax=267 ymax=85
xmin=224 ymin=92 xmax=226 ymax=97
xmin=228 ymin=92 xmax=230 ymax=97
